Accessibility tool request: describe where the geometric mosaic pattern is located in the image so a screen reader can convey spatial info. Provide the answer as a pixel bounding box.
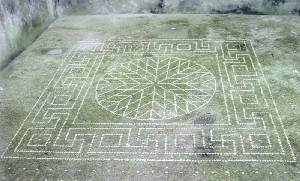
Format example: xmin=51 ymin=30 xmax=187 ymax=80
xmin=96 ymin=56 xmax=216 ymax=120
xmin=1 ymin=39 xmax=296 ymax=162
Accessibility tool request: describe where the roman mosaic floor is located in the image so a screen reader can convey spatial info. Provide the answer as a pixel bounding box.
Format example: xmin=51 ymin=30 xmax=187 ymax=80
xmin=0 ymin=15 xmax=299 ymax=180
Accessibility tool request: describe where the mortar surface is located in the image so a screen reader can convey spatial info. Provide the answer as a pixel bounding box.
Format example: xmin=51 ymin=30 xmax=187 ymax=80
xmin=0 ymin=14 xmax=299 ymax=180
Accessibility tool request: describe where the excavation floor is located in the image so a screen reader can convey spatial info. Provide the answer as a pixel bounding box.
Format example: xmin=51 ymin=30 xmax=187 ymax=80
xmin=0 ymin=14 xmax=300 ymax=180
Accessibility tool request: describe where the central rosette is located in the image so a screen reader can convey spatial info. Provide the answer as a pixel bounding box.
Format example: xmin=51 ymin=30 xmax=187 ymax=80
xmin=96 ymin=56 xmax=216 ymax=120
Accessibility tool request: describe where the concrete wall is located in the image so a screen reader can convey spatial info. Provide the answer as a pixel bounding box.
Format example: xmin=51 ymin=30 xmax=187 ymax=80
xmin=0 ymin=0 xmax=299 ymax=69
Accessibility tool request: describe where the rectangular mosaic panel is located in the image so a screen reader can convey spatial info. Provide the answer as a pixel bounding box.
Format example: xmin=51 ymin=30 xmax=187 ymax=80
xmin=2 ymin=39 xmax=296 ymax=162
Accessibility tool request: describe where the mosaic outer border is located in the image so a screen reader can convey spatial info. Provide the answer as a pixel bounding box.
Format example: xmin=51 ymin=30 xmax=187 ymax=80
xmin=1 ymin=39 xmax=296 ymax=162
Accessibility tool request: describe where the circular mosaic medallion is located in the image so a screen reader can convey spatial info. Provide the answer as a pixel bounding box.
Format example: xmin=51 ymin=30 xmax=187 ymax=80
xmin=96 ymin=56 xmax=216 ymax=120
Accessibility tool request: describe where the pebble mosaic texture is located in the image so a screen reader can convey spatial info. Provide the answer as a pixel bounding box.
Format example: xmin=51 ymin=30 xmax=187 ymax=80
xmin=0 ymin=14 xmax=299 ymax=180
xmin=1 ymin=39 xmax=296 ymax=163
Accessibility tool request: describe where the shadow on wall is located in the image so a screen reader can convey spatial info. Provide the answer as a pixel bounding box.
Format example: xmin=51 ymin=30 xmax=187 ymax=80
xmin=0 ymin=0 xmax=299 ymax=70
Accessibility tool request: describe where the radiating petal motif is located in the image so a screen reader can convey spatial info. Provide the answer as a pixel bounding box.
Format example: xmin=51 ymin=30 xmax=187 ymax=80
xmin=96 ymin=56 xmax=216 ymax=120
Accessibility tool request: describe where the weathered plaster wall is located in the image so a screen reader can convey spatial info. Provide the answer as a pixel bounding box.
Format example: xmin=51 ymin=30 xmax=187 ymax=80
xmin=73 ymin=0 xmax=300 ymax=15
xmin=0 ymin=0 xmax=86 ymax=69
xmin=0 ymin=0 xmax=299 ymax=69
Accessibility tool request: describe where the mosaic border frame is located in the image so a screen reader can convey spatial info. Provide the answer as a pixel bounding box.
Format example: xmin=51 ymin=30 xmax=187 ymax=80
xmin=1 ymin=39 xmax=296 ymax=162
